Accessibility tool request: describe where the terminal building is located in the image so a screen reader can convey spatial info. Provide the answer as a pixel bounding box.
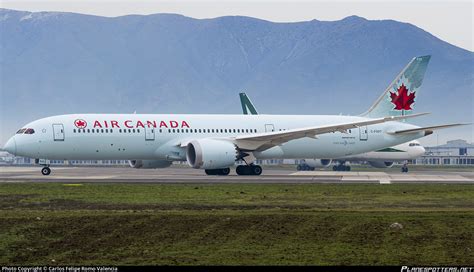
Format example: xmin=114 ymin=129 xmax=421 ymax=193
xmin=414 ymin=139 xmax=474 ymax=165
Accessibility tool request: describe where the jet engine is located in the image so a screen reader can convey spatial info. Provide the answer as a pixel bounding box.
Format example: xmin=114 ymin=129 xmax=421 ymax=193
xmin=129 ymin=159 xmax=172 ymax=169
xmin=368 ymin=161 xmax=394 ymax=168
xmin=186 ymin=139 xmax=237 ymax=169
xmin=304 ymin=159 xmax=332 ymax=168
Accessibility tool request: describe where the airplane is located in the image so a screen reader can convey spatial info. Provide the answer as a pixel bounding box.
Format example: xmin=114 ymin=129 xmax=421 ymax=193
xmin=238 ymin=93 xmax=425 ymax=171
xmin=299 ymin=141 xmax=424 ymax=171
xmin=2 ymin=55 xmax=467 ymax=176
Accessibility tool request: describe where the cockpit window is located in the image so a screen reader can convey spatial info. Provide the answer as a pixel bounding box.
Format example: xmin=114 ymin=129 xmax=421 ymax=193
xmin=16 ymin=128 xmax=35 ymax=134
xmin=409 ymin=143 xmax=420 ymax=147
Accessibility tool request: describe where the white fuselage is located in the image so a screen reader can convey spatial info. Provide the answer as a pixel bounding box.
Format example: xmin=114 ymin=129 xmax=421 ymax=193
xmin=4 ymin=114 xmax=425 ymax=163
xmin=340 ymin=141 xmax=425 ymax=161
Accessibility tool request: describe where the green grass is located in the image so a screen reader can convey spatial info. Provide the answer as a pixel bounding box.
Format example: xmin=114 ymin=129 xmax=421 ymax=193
xmin=0 ymin=183 xmax=473 ymax=265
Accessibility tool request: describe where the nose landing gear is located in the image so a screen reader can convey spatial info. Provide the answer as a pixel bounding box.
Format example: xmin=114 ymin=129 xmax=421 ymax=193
xmin=41 ymin=166 xmax=51 ymax=176
xmin=35 ymin=159 xmax=51 ymax=175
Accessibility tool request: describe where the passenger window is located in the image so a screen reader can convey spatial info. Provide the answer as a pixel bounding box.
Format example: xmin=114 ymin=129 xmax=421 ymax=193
xmin=198 ymin=129 xmax=201 ymax=133
xmin=101 ymin=129 xmax=104 ymax=133
xmin=73 ymin=129 xmax=76 ymax=133
xmin=119 ymin=129 xmax=122 ymax=133
xmin=137 ymin=129 xmax=140 ymax=133
xmin=246 ymin=129 xmax=249 ymax=133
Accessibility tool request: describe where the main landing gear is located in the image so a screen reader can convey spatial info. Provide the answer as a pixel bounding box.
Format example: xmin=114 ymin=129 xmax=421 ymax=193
xmin=236 ymin=165 xmax=262 ymax=176
xmin=205 ymin=168 xmax=231 ymax=176
xmin=333 ymin=163 xmax=351 ymax=171
xmin=41 ymin=166 xmax=51 ymax=176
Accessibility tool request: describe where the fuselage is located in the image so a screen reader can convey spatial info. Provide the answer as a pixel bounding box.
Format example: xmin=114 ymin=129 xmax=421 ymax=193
xmin=4 ymin=113 xmax=425 ymax=162
xmin=341 ymin=141 xmax=425 ymax=161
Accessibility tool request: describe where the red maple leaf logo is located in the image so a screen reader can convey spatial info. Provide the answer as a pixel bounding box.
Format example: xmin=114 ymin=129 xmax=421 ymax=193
xmin=390 ymin=84 xmax=415 ymax=110
xmin=74 ymin=119 xmax=87 ymax=128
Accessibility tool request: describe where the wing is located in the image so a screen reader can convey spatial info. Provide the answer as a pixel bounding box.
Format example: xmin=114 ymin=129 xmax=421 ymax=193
xmin=233 ymin=112 xmax=430 ymax=151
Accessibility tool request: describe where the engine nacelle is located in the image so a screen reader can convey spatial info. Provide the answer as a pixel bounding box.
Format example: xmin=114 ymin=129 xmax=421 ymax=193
xmin=186 ymin=139 xmax=237 ymax=169
xmin=368 ymin=161 xmax=394 ymax=168
xmin=129 ymin=159 xmax=172 ymax=169
xmin=304 ymin=159 xmax=332 ymax=168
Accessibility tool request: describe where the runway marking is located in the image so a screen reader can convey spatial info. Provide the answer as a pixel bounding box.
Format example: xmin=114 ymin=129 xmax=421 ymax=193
xmin=379 ymin=179 xmax=391 ymax=184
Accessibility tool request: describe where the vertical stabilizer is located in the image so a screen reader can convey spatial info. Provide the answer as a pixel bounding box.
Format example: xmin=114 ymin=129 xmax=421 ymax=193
xmin=361 ymin=55 xmax=431 ymax=118
xmin=239 ymin=92 xmax=259 ymax=115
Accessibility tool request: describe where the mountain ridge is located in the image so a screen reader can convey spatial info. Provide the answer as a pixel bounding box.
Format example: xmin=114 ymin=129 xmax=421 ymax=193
xmin=0 ymin=8 xmax=472 ymax=145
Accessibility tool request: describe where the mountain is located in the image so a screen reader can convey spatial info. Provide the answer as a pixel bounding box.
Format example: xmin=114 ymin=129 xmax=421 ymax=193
xmin=0 ymin=9 xmax=473 ymax=145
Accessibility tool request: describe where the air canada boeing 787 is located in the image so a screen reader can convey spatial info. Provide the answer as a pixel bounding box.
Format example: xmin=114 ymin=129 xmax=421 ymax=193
xmin=2 ymin=56 xmax=467 ymax=175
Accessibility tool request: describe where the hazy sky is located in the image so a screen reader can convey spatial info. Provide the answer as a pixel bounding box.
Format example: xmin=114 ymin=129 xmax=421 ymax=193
xmin=2 ymin=0 xmax=473 ymax=52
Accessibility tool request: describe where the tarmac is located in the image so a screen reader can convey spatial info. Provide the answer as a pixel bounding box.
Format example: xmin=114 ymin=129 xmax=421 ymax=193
xmin=0 ymin=166 xmax=473 ymax=184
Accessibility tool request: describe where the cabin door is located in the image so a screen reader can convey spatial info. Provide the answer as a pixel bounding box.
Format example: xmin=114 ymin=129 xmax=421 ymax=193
xmin=359 ymin=126 xmax=368 ymax=141
xmin=265 ymin=124 xmax=275 ymax=132
xmin=52 ymin=124 xmax=65 ymax=141
xmin=145 ymin=127 xmax=155 ymax=141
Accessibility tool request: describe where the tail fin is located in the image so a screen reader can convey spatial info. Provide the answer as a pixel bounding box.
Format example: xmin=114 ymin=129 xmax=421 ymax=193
xmin=239 ymin=92 xmax=259 ymax=115
xmin=361 ymin=55 xmax=431 ymax=118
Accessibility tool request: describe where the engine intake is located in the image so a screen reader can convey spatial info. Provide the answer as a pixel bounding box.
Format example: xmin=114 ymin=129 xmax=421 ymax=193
xmin=186 ymin=139 xmax=237 ymax=169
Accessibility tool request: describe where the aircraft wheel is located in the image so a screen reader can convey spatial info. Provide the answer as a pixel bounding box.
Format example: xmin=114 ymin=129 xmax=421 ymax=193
xmin=236 ymin=165 xmax=244 ymax=175
xmin=346 ymin=166 xmax=351 ymax=171
xmin=251 ymin=165 xmax=262 ymax=176
xmin=333 ymin=166 xmax=337 ymax=171
xmin=205 ymin=169 xmax=217 ymax=175
xmin=219 ymin=168 xmax=230 ymax=176
xmin=297 ymin=165 xmax=302 ymax=171
xmin=41 ymin=167 xmax=51 ymax=176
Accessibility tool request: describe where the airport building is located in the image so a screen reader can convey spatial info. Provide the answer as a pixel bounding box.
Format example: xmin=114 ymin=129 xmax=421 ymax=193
xmin=414 ymin=139 xmax=474 ymax=165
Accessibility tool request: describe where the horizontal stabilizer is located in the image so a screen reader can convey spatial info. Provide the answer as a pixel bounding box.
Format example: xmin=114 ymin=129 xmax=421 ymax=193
xmin=388 ymin=123 xmax=470 ymax=136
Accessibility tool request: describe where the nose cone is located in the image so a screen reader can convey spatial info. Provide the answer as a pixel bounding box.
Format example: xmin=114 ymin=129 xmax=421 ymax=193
xmin=418 ymin=146 xmax=426 ymax=155
xmin=3 ymin=137 xmax=16 ymax=155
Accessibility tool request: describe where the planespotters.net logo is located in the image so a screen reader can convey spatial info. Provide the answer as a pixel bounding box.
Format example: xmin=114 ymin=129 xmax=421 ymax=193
xmin=74 ymin=119 xmax=87 ymax=129
xmin=401 ymin=266 xmax=473 ymax=272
